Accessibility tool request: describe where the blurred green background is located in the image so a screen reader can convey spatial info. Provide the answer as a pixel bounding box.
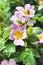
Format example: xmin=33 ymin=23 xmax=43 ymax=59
xmin=0 ymin=0 xmax=43 ymax=65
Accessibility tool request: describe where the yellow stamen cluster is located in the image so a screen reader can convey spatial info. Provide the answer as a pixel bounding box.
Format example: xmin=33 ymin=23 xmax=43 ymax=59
xmin=14 ymin=30 xmax=23 ymax=39
xmin=23 ymin=10 xmax=30 ymax=15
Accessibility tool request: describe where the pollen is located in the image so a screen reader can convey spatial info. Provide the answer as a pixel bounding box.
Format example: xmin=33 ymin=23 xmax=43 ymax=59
xmin=14 ymin=30 xmax=23 ymax=39
xmin=23 ymin=10 xmax=30 ymax=15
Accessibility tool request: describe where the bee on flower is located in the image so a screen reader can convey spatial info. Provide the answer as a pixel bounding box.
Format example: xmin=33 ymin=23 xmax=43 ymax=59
xmin=9 ymin=24 xmax=27 ymax=46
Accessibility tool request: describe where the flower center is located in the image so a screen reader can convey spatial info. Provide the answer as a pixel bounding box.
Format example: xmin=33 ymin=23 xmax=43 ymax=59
xmin=17 ymin=19 xmax=21 ymax=22
xmin=23 ymin=10 xmax=30 ymax=15
xmin=14 ymin=30 xmax=23 ymax=39
xmin=37 ymin=34 xmax=43 ymax=40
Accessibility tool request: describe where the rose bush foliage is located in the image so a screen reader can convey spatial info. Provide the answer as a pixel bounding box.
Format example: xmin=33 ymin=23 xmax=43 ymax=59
xmin=0 ymin=1 xmax=43 ymax=65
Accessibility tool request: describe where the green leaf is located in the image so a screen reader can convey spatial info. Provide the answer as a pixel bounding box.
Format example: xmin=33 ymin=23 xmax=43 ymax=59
xmin=27 ymin=27 xmax=33 ymax=35
xmin=0 ymin=22 xmax=6 ymax=28
xmin=15 ymin=50 xmax=28 ymax=62
xmin=24 ymin=52 xmax=36 ymax=65
xmin=28 ymin=34 xmax=38 ymax=42
xmin=33 ymin=27 xmax=42 ymax=35
xmin=32 ymin=49 xmax=40 ymax=58
xmin=3 ymin=43 xmax=16 ymax=57
xmin=3 ymin=27 xmax=11 ymax=40
xmin=0 ymin=27 xmax=2 ymax=36
xmin=33 ymin=15 xmax=43 ymax=22
xmin=0 ymin=38 xmax=6 ymax=51
xmin=25 ymin=48 xmax=40 ymax=58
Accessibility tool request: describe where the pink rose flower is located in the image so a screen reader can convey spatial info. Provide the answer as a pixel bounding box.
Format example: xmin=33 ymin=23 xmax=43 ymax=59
xmin=9 ymin=24 xmax=27 ymax=46
xmin=16 ymin=4 xmax=35 ymax=17
xmin=10 ymin=11 xmax=33 ymax=26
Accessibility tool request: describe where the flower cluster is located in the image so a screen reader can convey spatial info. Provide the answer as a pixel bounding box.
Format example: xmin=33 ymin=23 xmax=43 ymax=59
xmin=10 ymin=4 xmax=35 ymax=26
xmin=9 ymin=4 xmax=35 ymax=46
xmin=0 ymin=3 xmax=43 ymax=65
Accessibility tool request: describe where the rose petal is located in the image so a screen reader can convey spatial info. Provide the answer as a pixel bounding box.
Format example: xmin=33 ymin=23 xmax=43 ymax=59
xmin=20 ymin=24 xmax=26 ymax=31
xmin=14 ymin=39 xmax=24 ymax=46
xmin=9 ymin=35 xmax=14 ymax=40
xmin=10 ymin=30 xmax=14 ymax=35
xmin=40 ymin=39 xmax=43 ymax=44
xmin=25 ymin=4 xmax=30 ymax=10
xmin=30 ymin=10 xmax=35 ymax=17
xmin=29 ymin=5 xmax=34 ymax=10
xmin=41 ymin=31 xmax=43 ymax=35
xmin=11 ymin=24 xmax=19 ymax=30
xmin=25 ymin=17 xmax=34 ymax=26
xmin=25 ymin=4 xmax=34 ymax=10
xmin=15 ymin=11 xmax=22 ymax=18
xmin=28 ymin=20 xmax=34 ymax=26
xmin=10 ymin=15 xmax=19 ymax=24
xmin=10 ymin=15 xmax=16 ymax=22
xmin=21 ymin=17 xmax=26 ymax=23
xmin=16 ymin=6 xmax=24 ymax=11
xmin=22 ymin=30 xmax=27 ymax=39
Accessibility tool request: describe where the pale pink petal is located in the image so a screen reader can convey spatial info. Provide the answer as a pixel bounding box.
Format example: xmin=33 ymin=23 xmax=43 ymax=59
xmin=40 ymin=39 xmax=43 ymax=44
xmin=20 ymin=24 xmax=26 ymax=31
xmin=10 ymin=15 xmax=19 ymax=24
xmin=25 ymin=4 xmax=30 ymax=10
xmin=11 ymin=24 xmax=19 ymax=30
xmin=1 ymin=60 xmax=8 ymax=65
xmin=25 ymin=4 xmax=34 ymax=10
xmin=30 ymin=10 xmax=35 ymax=17
xmin=41 ymin=31 xmax=43 ymax=35
xmin=15 ymin=11 xmax=22 ymax=18
xmin=22 ymin=30 xmax=27 ymax=39
xmin=9 ymin=30 xmax=15 ymax=40
xmin=28 ymin=20 xmax=34 ymax=26
xmin=10 ymin=30 xmax=14 ymax=35
xmin=14 ymin=39 xmax=24 ymax=46
xmin=9 ymin=59 xmax=16 ymax=65
xmin=9 ymin=35 xmax=14 ymax=40
xmin=30 ymin=5 xmax=34 ymax=10
xmin=25 ymin=17 xmax=34 ymax=26
xmin=21 ymin=17 xmax=26 ymax=23
xmin=10 ymin=15 xmax=16 ymax=22
xmin=25 ymin=16 xmax=30 ymax=20
xmin=16 ymin=6 xmax=24 ymax=11
xmin=28 ymin=5 xmax=34 ymax=10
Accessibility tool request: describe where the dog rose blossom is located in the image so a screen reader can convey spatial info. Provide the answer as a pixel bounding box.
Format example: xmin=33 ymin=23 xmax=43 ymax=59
xmin=10 ymin=11 xmax=33 ymax=26
xmin=9 ymin=24 xmax=27 ymax=46
xmin=16 ymin=4 xmax=35 ymax=17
